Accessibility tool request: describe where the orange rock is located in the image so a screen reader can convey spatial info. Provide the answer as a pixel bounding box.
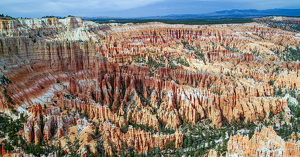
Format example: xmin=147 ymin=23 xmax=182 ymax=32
xmin=101 ymin=121 xmax=183 ymax=156
xmin=0 ymin=17 xmax=298 ymax=155
xmin=227 ymin=126 xmax=300 ymax=157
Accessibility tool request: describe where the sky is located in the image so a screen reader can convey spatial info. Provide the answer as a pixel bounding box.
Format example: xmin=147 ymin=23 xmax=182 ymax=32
xmin=1 ymin=0 xmax=300 ymax=18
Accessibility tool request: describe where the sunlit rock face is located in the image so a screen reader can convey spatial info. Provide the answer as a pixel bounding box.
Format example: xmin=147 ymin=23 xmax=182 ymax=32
xmin=227 ymin=126 xmax=300 ymax=157
xmin=0 ymin=16 xmax=300 ymax=156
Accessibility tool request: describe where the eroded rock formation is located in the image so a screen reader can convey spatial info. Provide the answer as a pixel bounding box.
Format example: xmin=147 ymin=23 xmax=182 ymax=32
xmin=0 ymin=16 xmax=299 ymax=156
xmin=227 ymin=126 xmax=300 ymax=157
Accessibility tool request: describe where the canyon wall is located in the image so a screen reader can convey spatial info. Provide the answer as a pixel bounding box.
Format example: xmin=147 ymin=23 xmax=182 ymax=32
xmin=0 ymin=17 xmax=299 ymax=156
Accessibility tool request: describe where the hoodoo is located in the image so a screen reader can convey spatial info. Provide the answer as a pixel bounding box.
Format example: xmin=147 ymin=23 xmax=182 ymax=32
xmin=0 ymin=16 xmax=300 ymax=156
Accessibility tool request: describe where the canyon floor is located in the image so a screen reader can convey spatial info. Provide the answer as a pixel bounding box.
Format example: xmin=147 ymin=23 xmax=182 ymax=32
xmin=0 ymin=16 xmax=300 ymax=157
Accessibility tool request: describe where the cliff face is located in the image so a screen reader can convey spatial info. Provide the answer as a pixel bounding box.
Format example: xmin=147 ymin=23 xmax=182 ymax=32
xmin=101 ymin=121 xmax=183 ymax=155
xmin=227 ymin=126 xmax=300 ymax=157
xmin=0 ymin=17 xmax=299 ymax=156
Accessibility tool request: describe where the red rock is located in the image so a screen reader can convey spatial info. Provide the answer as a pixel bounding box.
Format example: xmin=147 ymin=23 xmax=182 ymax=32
xmin=227 ymin=126 xmax=300 ymax=157
xmin=0 ymin=17 xmax=297 ymax=155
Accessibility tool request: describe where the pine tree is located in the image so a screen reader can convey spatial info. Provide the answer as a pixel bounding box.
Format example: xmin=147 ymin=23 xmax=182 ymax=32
xmin=112 ymin=151 xmax=117 ymax=157
xmin=89 ymin=153 xmax=95 ymax=157
xmin=84 ymin=109 xmax=89 ymax=118
xmin=165 ymin=143 xmax=168 ymax=154
xmin=200 ymin=144 xmax=205 ymax=155
xmin=188 ymin=134 xmax=192 ymax=147
xmin=39 ymin=115 xmax=44 ymax=143
xmin=176 ymin=148 xmax=181 ymax=157
xmin=222 ymin=138 xmax=227 ymax=152
xmin=217 ymin=144 xmax=221 ymax=154
xmin=221 ymin=130 xmax=226 ymax=142
xmin=183 ymin=138 xmax=187 ymax=148
xmin=121 ymin=148 xmax=125 ymax=157
xmin=212 ymin=139 xmax=216 ymax=147
xmin=95 ymin=125 xmax=99 ymax=137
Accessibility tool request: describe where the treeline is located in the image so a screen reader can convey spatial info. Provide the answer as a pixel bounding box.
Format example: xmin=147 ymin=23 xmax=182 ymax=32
xmin=93 ymin=18 xmax=254 ymax=25
xmin=0 ymin=14 xmax=15 ymax=19
xmin=41 ymin=15 xmax=75 ymax=19
xmin=256 ymin=19 xmax=300 ymax=32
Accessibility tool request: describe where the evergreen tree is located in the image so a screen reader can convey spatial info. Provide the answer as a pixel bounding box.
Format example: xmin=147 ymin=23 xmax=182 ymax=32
xmin=121 ymin=148 xmax=125 ymax=157
xmin=84 ymin=109 xmax=89 ymax=118
xmin=165 ymin=143 xmax=168 ymax=154
xmin=38 ymin=115 xmax=44 ymax=144
xmin=188 ymin=134 xmax=192 ymax=147
xmin=95 ymin=125 xmax=99 ymax=137
xmin=217 ymin=144 xmax=221 ymax=154
xmin=212 ymin=139 xmax=216 ymax=146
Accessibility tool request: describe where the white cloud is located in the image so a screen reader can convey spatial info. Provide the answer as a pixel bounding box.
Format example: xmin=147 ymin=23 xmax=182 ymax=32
xmin=0 ymin=0 xmax=165 ymax=17
xmin=0 ymin=0 xmax=299 ymax=18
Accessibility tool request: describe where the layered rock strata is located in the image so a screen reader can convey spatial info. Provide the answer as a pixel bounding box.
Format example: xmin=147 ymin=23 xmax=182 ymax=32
xmin=0 ymin=17 xmax=299 ymax=155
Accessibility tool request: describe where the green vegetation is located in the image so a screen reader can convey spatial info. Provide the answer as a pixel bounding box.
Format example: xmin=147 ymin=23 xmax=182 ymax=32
xmin=0 ymin=114 xmax=65 ymax=156
xmin=175 ymin=57 xmax=190 ymax=67
xmin=224 ymin=46 xmax=242 ymax=54
xmin=283 ymin=46 xmax=300 ymax=62
xmin=0 ymin=113 xmax=104 ymax=157
xmin=181 ymin=41 xmax=196 ymax=51
xmin=256 ymin=19 xmax=300 ymax=33
xmin=109 ymin=110 xmax=300 ymax=157
xmin=41 ymin=15 xmax=75 ymax=19
xmin=168 ymin=62 xmax=178 ymax=69
xmin=134 ymin=55 xmax=146 ymax=63
xmin=273 ymin=46 xmax=300 ymax=62
xmin=195 ymin=51 xmax=206 ymax=64
xmin=0 ymin=75 xmax=14 ymax=108
xmin=270 ymin=79 xmax=275 ymax=86
xmin=146 ymin=56 xmax=165 ymax=69
xmin=287 ymin=90 xmax=300 ymax=118
xmin=0 ymin=75 xmax=11 ymax=87
xmin=42 ymin=15 xmax=57 ymax=18
xmin=66 ymin=137 xmax=81 ymax=157
xmin=93 ymin=18 xmax=254 ymax=25
xmin=0 ymin=14 xmax=15 ymax=19
xmin=182 ymin=41 xmax=205 ymax=64
xmin=268 ymin=89 xmax=300 ymax=141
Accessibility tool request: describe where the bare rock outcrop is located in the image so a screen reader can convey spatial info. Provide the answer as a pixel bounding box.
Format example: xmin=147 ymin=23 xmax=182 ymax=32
xmin=101 ymin=121 xmax=183 ymax=156
xmin=1 ymin=17 xmax=299 ymax=156
xmin=227 ymin=126 xmax=300 ymax=157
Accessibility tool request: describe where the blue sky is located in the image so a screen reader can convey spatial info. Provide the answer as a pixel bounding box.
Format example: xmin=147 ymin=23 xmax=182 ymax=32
xmin=1 ymin=0 xmax=300 ymax=18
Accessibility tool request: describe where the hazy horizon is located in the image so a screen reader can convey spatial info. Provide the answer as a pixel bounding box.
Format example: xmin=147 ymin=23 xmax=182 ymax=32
xmin=1 ymin=0 xmax=300 ymax=18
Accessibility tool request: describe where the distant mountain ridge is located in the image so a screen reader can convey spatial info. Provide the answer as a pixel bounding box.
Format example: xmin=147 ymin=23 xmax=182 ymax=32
xmin=83 ymin=9 xmax=300 ymax=20
xmin=142 ymin=9 xmax=300 ymax=19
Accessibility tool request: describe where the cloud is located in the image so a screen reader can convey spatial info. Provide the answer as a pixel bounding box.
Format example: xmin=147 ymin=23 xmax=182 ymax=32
xmin=0 ymin=0 xmax=165 ymax=17
xmin=0 ymin=0 xmax=299 ymax=18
